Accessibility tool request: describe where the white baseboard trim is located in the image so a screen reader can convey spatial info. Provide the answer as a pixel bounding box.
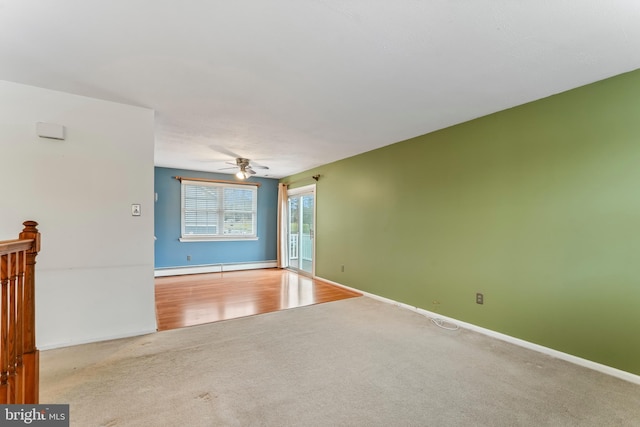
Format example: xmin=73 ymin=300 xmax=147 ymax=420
xmin=318 ymin=276 xmax=640 ymax=386
xmin=39 ymin=328 xmax=158 ymax=351
xmin=155 ymin=261 xmax=277 ymax=277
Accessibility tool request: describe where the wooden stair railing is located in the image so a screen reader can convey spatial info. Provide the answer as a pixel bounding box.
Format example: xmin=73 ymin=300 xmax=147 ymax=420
xmin=0 ymin=221 xmax=40 ymax=404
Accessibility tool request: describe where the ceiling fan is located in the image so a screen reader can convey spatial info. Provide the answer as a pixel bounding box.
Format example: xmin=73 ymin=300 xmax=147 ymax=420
xmin=220 ymin=158 xmax=269 ymax=180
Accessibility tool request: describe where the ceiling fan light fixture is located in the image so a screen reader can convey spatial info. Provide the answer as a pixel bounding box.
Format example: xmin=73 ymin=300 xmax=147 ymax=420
xmin=221 ymin=157 xmax=264 ymax=179
xmin=236 ymin=168 xmax=249 ymax=180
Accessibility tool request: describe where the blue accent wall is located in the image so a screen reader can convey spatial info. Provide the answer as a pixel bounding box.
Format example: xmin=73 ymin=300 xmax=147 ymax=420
xmin=154 ymin=167 xmax=278 ymax=268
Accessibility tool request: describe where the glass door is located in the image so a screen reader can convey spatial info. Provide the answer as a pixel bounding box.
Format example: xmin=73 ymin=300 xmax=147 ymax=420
xmin=287 ymin=186 xmax=315 ymax=276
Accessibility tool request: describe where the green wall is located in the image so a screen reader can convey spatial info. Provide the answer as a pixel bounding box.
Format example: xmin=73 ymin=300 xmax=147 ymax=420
xmin=283 ymin=69 xmax=640 ymax=376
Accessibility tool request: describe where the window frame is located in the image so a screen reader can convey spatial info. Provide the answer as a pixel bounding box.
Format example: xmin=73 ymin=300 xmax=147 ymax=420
xmin=179 ymin=179 xmax=258 ymax=242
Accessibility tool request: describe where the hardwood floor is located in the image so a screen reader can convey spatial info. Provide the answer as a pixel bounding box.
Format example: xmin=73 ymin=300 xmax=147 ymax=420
xmin=155 ymin=268 xmax=362 ymax=331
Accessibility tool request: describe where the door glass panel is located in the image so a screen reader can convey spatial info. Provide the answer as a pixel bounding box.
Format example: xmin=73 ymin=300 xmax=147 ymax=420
xmin=288 ymin=197 xmax=300 ymax=270
xmin=300 ymin=194 xmax=314 ymax=274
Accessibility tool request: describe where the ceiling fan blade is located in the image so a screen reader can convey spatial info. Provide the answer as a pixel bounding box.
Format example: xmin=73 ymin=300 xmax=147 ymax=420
xmin=247 ymin=168 xmax=257 ymax=175
xmin=208 ymin=145 xmax=242 ymax=160
xmin=218 ymin=166 xmax=237 ymax=170
xmin=250 ymin=165 xmax=269 ymax=170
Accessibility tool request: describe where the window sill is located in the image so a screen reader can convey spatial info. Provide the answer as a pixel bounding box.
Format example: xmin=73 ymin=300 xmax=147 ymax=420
xmin=179 ymin=236 xmax=259 ymax=242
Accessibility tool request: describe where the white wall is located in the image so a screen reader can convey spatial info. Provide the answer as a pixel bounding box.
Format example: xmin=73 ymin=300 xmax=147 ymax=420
xmin=0 ymin=80 xmax=157 ymax=348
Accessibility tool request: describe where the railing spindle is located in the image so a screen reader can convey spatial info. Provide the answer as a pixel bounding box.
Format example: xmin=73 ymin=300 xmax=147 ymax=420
xmin=1 ymin=253 xmax=9 ymax=402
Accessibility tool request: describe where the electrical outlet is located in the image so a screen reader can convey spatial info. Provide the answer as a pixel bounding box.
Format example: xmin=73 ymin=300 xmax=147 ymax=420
xmin=476 ymin=293 xmax=484 ymax=305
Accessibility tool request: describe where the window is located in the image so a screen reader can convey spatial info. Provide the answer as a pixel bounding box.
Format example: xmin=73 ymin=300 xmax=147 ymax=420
xmin=180 ymin=180 xmax=258 ymax=241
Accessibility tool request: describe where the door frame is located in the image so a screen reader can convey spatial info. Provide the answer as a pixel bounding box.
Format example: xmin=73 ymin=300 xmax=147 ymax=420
xmin=287 ymin=184 xmax=316 ymax=277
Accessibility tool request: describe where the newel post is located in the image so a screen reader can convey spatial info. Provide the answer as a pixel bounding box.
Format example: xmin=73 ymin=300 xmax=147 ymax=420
xmin=18 ymin=220 xmax=40 ymax=403
xmin=19 ymin=221 xmax=39 ymax=353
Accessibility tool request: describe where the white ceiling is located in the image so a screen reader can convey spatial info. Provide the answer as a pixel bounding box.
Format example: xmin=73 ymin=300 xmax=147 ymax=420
xmin=2 ymin=1 xmax=640 ymax=178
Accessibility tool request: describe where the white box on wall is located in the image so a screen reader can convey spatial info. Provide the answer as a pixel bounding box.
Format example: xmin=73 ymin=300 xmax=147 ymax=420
xmin=36 ymin=122 xmax=65 ymax=140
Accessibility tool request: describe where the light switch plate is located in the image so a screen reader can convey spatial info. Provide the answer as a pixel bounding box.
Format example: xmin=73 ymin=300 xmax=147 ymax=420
xmin=131 ymin=204 xmax=141 ymax=216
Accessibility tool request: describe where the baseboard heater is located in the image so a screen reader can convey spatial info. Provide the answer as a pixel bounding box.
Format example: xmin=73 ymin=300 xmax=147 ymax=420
xmin=154 ymin=260 xmax=277 ymax=277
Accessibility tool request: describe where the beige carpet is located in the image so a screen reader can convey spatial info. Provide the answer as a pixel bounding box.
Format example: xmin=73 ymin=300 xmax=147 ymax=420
xmin=41 ymin=297 xmax=640 ymax=426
